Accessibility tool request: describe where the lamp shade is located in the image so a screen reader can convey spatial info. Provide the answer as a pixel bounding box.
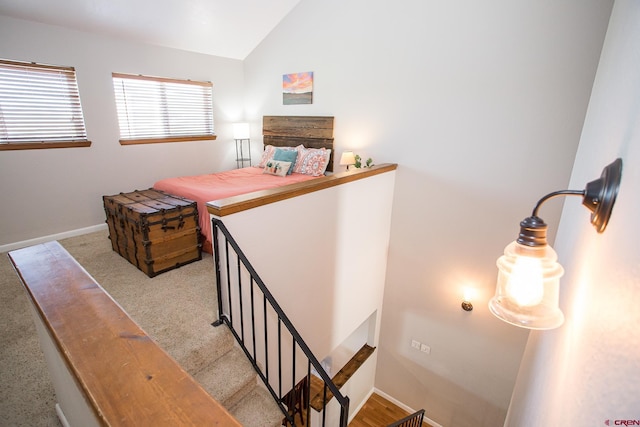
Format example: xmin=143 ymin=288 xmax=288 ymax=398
xmin=233 ymin=122 xmax=250 ymax=139
xmin=489 ymin=241 xmax=565 ymax=329
xmin=340 ymin=151 xmax=356 ymax=166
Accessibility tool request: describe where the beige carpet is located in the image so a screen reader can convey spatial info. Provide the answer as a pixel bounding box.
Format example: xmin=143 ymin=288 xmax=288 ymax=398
xmin=0 ymin=230 xmax=283 ymax=426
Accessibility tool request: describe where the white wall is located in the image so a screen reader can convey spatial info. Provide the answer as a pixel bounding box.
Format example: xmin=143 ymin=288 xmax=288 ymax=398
xmin=243 ymin=0 xmax=613 ymax=425
xmin=505 ymin=0 xmax=640 ymax=424
xmin=213 ymin=171 xmax=395 ymax=358
xmin=0 ymin=16 xmax=244 ymax=248
xmin=211 ymin=169 xmax=396 ymax=422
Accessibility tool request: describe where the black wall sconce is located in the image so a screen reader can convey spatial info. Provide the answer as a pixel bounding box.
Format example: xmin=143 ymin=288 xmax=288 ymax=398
xmin=489 ymin=158 xmax=623 ymax=330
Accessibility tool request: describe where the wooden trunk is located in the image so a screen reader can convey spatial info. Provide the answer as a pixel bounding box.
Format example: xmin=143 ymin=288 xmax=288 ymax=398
xmin=103 ymin=189 xmax=202 ymax=277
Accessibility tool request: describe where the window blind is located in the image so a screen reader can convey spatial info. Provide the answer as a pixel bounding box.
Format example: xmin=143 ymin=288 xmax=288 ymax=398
xmin=112 ymin=73 xmax=214 ymax=144
xmin=0 ymin=59 xmax=89 ymax=147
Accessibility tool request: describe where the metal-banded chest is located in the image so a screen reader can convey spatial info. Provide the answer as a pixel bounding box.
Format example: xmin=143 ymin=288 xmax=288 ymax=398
xmin=103 ymin=189 xmax=201 ymax=277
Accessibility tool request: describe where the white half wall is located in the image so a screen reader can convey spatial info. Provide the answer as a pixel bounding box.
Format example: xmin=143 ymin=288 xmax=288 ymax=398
xmin=505 ymin=0 xmax=640 ymax=424
xmin=213 ymin=171 xmax=395 ymax=356
xmin=211 ymin=169 xmax=396 ymax=420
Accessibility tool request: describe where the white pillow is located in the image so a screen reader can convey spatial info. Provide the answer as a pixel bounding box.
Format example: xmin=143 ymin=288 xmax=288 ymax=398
xmin=263 ymin=160 xmax=291 ymax=177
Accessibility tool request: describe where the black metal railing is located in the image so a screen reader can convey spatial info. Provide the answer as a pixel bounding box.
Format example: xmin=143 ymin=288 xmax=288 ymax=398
xmin=211 ymin=218 xmax=350 ymax=426
xmin=387 ymin=409 xmax=426 ymax=427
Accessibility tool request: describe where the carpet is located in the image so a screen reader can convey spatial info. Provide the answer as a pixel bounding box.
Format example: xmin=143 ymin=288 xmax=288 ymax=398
xmin=0 ymin=230 xmax=283 ymax=426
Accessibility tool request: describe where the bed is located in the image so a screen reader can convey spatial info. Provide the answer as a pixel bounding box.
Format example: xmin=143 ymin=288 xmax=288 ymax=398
xmin=153 ymin=116 xmax=335 ymax=253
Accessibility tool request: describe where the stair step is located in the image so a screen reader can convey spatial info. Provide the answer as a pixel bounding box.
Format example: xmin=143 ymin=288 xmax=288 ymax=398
xmin=195 ymin=346 xmax=258 ymax=408
xmin=166 ymin=323 xmax=235 ymax=375
xmin=230 ymin=386 xmax=285 ymax=427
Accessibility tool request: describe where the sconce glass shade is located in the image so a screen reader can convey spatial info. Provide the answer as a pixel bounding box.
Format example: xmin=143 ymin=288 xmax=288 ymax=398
xmin=490 ymin=241 xmax=565 ymax=329
xmin=340 ymin=151 xmax=356 ymax=167
xmin=233 ymin=122 xmax=250 ymax=139
xmin=490 ymin=158 xmax=622 ymax=330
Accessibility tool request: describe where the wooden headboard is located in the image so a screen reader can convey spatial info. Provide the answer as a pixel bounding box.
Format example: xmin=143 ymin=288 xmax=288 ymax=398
xmin=263 ymin=116 xmax=335 ymax=172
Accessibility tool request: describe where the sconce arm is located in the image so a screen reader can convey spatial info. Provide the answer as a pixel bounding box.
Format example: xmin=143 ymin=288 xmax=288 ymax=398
xmin=526 ymin=158 xmax=622 ymax=235
xmin=531 ymin=190 xmax=585 ymax=217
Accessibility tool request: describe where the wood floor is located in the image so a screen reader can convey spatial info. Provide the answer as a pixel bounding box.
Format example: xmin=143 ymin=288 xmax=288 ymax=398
xmin=349 ymin=393 xmax=432 ymax=427
xmin=283 ymin=392 xmax=431 ymax=427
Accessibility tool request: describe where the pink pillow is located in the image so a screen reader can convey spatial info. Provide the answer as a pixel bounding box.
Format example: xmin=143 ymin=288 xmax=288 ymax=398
xmin=256 ymin=145 xmax=277 ymax=168
xmin=293 ymin=146 xmax=328 ymax=176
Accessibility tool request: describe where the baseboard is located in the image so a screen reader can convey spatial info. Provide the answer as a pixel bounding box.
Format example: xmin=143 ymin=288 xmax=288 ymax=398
xmin=0 ymin=224 xmax=108 ymax=253
xmin=55 ymin=403 xmax=71 ymax=427
xmin=374 ymin=388 xmax=444 ymax=427
xmin=348 ymin=388 xmax=375 ymax=423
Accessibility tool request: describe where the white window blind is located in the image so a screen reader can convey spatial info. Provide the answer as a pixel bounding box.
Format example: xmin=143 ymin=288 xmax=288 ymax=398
xmin=112 ymin=73 xmax=215 ymax=144
xmin=0 ymin=59 xmax=89 ymax=149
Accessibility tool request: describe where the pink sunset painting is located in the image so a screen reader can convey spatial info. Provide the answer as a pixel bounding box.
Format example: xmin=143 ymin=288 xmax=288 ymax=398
xmin=283 ymin=71 xmax=313 ymax=105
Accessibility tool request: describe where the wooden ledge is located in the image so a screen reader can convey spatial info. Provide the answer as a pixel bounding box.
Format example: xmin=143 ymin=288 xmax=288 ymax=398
xmin=207 ymin=163 xmax=398 ymax=217
xmin=9 ymin=241 xmax=241 ymax=426
xmin=309 ymin=344 xmax=376 ymax=411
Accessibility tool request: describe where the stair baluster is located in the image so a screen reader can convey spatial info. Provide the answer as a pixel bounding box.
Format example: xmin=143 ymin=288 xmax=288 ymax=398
xmin=212 ymin=218 xmax=350 ymax=427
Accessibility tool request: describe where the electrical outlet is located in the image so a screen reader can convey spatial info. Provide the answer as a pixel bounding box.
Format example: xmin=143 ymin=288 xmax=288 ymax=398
xmin=411 ymin=339 xmax=421 ymax=350
xmin=420 ymin=344 xmax=431 ymax=354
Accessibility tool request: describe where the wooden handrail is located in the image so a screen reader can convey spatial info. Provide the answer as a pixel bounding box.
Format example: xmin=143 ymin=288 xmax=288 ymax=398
xmin=8 ymin=241 xmax=241 ymax=426
xmin=309 ymin=344 xmax=376 ymax=411
xmin=207 ymin=163 xmax=398 ymax=217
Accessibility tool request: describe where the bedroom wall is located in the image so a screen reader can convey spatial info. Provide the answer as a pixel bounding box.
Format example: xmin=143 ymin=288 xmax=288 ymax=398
xmin=242 ymin=0 xmax=613 ymax=425
xmin=0 ymin=15 xmax=244 ymax=249
xmin=505 ymin=0 xmax=640 ymax=424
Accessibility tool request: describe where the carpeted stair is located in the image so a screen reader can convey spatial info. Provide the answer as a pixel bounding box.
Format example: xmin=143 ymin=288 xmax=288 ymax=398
xmin=70 ymin=230 xmax=285 ymax=426
xmin=172 ymin=326 xmax=284 ymax=427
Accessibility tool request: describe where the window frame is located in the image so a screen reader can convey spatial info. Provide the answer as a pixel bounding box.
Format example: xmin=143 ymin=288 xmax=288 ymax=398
xmin=0 ymin=59 xmax=91 ymax=151
xmin=112 ymin=72 xmax=216 ymax=145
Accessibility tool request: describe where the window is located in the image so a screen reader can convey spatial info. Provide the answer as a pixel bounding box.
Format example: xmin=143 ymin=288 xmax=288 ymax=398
xmin=0 ymin=59 xmax=90 ymax=150
xmin=112 ymin=73 xmax=215 ymax=145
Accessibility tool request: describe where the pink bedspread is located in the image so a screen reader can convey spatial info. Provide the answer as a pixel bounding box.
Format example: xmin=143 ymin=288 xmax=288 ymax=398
xmin=153 ymin=167 xmax=318 ymax=253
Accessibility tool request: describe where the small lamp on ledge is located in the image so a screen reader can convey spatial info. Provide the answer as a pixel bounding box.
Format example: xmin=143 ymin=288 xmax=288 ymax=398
xmin=489 ymin=158 xmax=623 ymax=330
xmin=340 ymin=151 xmax=356 ymax=170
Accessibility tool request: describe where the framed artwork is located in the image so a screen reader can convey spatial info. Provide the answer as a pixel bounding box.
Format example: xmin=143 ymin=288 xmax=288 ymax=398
xmin=283 ymin=72 xmax=313 ymax=105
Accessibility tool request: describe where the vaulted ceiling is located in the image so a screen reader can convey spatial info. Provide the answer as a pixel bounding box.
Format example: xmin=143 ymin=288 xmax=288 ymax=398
xmin=0 ymin=0 xmax=301 ymax=60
